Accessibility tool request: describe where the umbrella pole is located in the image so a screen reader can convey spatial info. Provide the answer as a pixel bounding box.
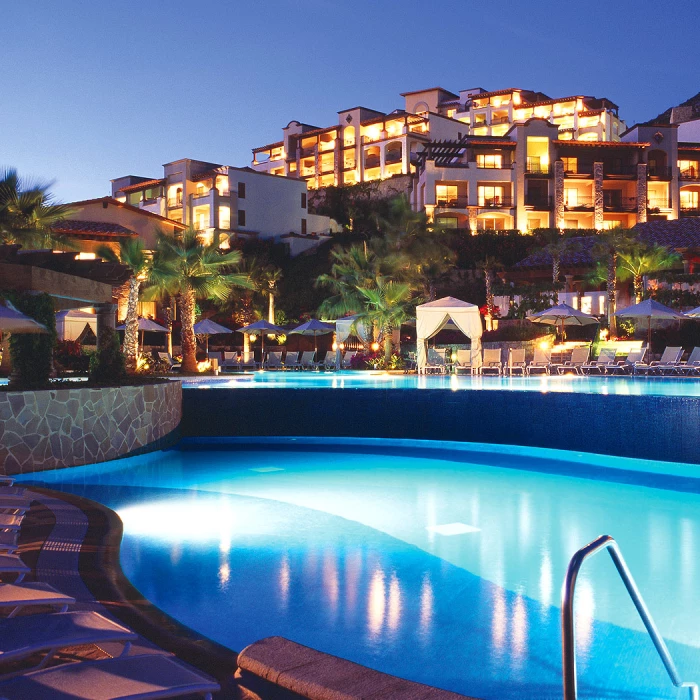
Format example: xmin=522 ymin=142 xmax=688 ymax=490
xmin=648 ymin=316 xmax=652 ymax=356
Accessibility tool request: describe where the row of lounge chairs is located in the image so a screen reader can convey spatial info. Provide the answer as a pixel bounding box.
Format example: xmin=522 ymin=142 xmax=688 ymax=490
xmin=0 ymin=478 xmax=219 ymax=699
xmin=428 ymin=346 xmax=700 ymax=376
xmin=210 ymin=350 xmax=357 ymax=371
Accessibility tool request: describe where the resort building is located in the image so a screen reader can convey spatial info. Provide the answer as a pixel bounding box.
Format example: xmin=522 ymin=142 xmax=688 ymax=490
xmin=110 ymin=158 xmax=337 ymax=256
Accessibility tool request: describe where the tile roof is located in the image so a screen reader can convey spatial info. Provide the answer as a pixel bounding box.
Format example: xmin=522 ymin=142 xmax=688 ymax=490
xmin=515 ymin=237 xmax=597 ymax=269
xmin=52 ymin=219 xmax=137 ymax=238
xmin=117 ymin=179 xmax=164 ymax=193
xmin=68 ymin=197 xmax=186 ymax=228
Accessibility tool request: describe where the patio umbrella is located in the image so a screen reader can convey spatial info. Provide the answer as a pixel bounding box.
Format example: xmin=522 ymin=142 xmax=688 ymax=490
xmin=0 ymin=301 xmax=49 ymax=334
xmin=527 ymin=303 xmax=598 ymax=341
xmin=685 ymin=306 xmax=700 ymax=318
xmin=289 ymin=319 xmax=335 ymax=353
xmin=193 ymin=319 xmax=232 ymax=355
xmin=236 ymin=319 xmax=285 ymax=360
xmin=615 ymin=299 xmax=685 ymax=350
xmin=117 ymin=318 xmax=170 ymax=352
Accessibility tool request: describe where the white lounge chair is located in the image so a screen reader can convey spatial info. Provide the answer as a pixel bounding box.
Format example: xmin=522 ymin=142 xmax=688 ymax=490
xmin=454 ymin=349 xmax=474 ymax=375
xmin=581 ymin=347 xmax=617 ymax=374
xmin=0 ymin=582 xmax=75 ymax=617
xmin=425 ymin=348 xmax=448 ymax=374
xmin=299 ymin=351 xmax=317 ymax=370
xmin=341 ymin=350 xmax=358 ymax=369
xmin=677 ymin=346 xmax=700 ymax=375
xmin=481 ymin=348 xmax=503 ymax=375
xmin=527 ymin=347 xmax=551 ymax=375
xmin=0 ymin=653 xmax=220 ymax=700
xmin=0 ymin=611 xmax=136 ymax=667
xmin=611 ymin=347 xmax=647 ymax=375
xmin=556 ymin=346 xmax=590 ymax=375
xmin=283 ymin=351 xmax=300 ymax=370
xmin=508 ymin=348 xmax=527 ymax=376
xmin=636 ymin=346 xmax=683 ymax=375
xmin=157 ymin=352 xmax=181 ymax=372
xmin=320 ymin=350 xmax=337 ymax=370
xmin=264 ymin=351 xmax=283 ymax=370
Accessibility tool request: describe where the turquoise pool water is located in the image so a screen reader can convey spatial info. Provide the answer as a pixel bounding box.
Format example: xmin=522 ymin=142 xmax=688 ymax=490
xmin=179 ymin=371 xmax=700 ymax=396
xmin=20 ymin=438 xmax=700 ymax=699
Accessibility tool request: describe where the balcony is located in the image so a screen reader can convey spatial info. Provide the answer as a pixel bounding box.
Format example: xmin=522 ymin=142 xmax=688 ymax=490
xmin=479 ymin=197 xmax=513 ymax=208
xmin=526 ymin=158 xmax=551 ymax=175
xmin=491 ymin=115 xmax=510 ymax=125
xmin=681 ymin=204 xmax=700 ymax=215
xmin=604 ymin=196 xmax=637 ymax=212
xmin=647 ymin=198 xmax=671 ymax=210
xmin=167 ymin=198 xmax=183 ymax=208
xmin=474 ymin=161 xmax=513 ymax=169
xmin=564 ymin=164 xmax=594 ymax=178
xmin=436 ymin=197 xmax=468 ymax=209
xmin=299 ymin=147 xmax=316 ymax=158
xmin=564 ymin=196 xmax=594 ymax=211
xmin=603 ymin=164 xmax=637 ymax=178
xmin=192 ymin=189 xmax=212 ymax=200
xmin=680 ymin=168 xmax=700 ymax=181
xmin=525 ymin=195 xmax=553 ymax=209
xmin=647 ymin=166 xmax=672 ymax=180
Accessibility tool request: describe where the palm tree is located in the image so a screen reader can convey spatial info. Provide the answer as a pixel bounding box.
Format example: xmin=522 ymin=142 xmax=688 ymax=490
xmin=145 ymin=228 xmax=252 ymax=372
xmin=536 ymin=229 xmax=582 ymax=286
xmin=96 ymin=239 xmax=149 ymax=371
xmin=0 ymin=169 xmax=75 ymax=248
xmin=259 ymin=266 xmax=283 ymax=323
xmin=476 ymin=256 xmax=504 ymax=316
xmin=617 ymin=244 xmax=680 ymax=303
xmin=352 ymin=276 xmax=417 ymax=361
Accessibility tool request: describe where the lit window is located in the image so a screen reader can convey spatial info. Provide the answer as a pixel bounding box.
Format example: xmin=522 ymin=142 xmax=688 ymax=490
xmin=564 ymin=189 xmax=578 ymax=206
xmin=219 ymin=206 xmax=231 ymax=230
xmin=681 ymin=190 xmax=699 ymax=210
xmin=478 ymin=185 xmax=505 ymax=206
xmin=446 ymin=108 xmax=456 ymax=119
xmin=562 ymin=157 xmax=578 ymax=174
xmin=679 ymin=160 xmax=698 ymax=178
xmin=436 ymin=184 xmax=459 ymax=205
xmin=476 ymin=154 xmax=503 ymax=169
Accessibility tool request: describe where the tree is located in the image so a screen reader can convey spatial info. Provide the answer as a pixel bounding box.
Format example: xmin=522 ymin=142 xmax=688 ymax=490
xmin=536 ymin=229 xmax=581 ymax=285
xmin=476 ymin=256 xmax=504 ymax=316
xmin=0 ymin=169 xmax=74 ymax=248
xmin=617 ymin=244 xmax=680 ymax=303
xmin=145 ymin=228 xmax=252 ymax=372
xmin=259 ymin=266 xmax=283 ymax=323
xmin=96 ymin=239 xmax=149 ymax=372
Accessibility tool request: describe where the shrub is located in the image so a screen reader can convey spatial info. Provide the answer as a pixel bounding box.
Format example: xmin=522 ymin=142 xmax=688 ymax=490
xmin=89 ymin=331 xmax=127 ymax=384
xmin=350 ymin=350 xmax=405 ymax=370
xmin=54 ymin=340 xmax=90 ymax=373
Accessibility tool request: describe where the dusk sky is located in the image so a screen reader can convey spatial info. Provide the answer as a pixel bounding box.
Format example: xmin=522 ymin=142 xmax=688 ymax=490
xmin=2 ymin=0 xmax=699 ymax=203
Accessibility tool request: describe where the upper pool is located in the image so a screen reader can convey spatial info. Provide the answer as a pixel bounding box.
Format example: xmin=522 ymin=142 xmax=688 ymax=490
xmin=19 ymin=438 xmax=700 ymax=700
xmin=179 ymin=371 xmax=700 ymax=397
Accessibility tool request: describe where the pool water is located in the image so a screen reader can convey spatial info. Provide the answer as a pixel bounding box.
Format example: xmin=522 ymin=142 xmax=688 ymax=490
xmin=19 ymin=439 xmax=700 ymax=699
xmin=180 ymin=371 xmax=700 ymax=397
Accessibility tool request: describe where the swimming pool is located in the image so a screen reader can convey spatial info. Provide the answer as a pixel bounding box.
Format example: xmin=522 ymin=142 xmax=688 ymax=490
xmin=179 ymin=371 xmax=700 ymax=397
xmin=20 ymin=438 xmax=700 ymax=699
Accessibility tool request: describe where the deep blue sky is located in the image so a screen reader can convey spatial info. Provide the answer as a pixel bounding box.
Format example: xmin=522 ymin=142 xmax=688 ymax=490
xmin=2 ymin=0 xmax=698 ymax=203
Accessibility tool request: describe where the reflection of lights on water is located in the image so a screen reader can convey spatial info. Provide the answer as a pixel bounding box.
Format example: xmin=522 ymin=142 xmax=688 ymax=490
xmin=539 ymin=551 xmax=553 ymax=611
xmin=279 ymin=553 xmax=290 ymax=610
xmin=575 ymin=577 xmax=595 ymax=661
xmin=518 ymin=493 xmax=531 ymax=548
xmin=419 ymin=574 xmax=433 ymax=642
xmin=170 ymin=543 xmax=181 ymax=566
xmin=367 ymin=568 xmax=386 ymax=639
xmin=323 ymin=551 xmax=339 ymax=615
xmin=491 ymin=588 xmax=507 ymax=655
xmin=511 ymin=593 xmax=527 ymax=666
xmin=387 ymin=573 xmax=401 ymax=632
xmin=344 ymin=551 xmax=362 ymax=618
xmin=218 ymin=562 xmax=230 ymax=587
xmin=219 ymin=535 xmax=231 ymax=554
xmin=681 ymin=518 xmax=694 ymax=596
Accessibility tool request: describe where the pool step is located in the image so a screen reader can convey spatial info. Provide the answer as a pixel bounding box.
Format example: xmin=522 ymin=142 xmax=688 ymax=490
xmin=236 ymin=636 xmax=480 ymax=700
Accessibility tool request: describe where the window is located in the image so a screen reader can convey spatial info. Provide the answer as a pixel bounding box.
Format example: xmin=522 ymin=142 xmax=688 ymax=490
xmin=478 ymin=185 xmax=504 ymax=207
xmin=564 ymin=189 xmax=578 ymax=206
xmin=435 ymin=216 xmax=459 ymax=229
xmin=562 ymin=157 xmax=578 ymax=174
xmin=477 ymin=217 xmax=506 ymax=230
xmin=476 ymin=154 xmax=503 ymax=169
xmin=301 ymin=218 xmax=307 ymax=235
xmin=436 ymin=184 xmax=459 ymax=205
xmin=237 ymin=182 xmax=246 ymax=198
xmin=128 ymin=192 xmax=141 ymax=206
xmin=681 ymin=190 xmax=699 ymax=210
xmin=219 ymin=206 xmax=231 ymax=230
xmin=301 ymin=193 xmax=307 ymax=209
xmin=238 ymin=209 xmax=246 ymax=227
xmin=679 ymin=160 xmax=699 ymax=178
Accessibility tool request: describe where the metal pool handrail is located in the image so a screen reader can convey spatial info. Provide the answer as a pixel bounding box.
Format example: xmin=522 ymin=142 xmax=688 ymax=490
xmin=561 ymin=534 xmax=698 ymax=700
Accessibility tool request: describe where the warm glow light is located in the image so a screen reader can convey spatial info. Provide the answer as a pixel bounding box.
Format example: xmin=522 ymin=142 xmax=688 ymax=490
xmin=249 ymin=334 xmax=257 ymax=342
xmin=371 ymin=342 xmax=380 ymax=352
xmin=332 ymin=341 xmax=338 ymax=351
xmin=197 ymin=360 xmax=212 ymax=372
xmin=539 ymin=340 xmax=551 ymax=350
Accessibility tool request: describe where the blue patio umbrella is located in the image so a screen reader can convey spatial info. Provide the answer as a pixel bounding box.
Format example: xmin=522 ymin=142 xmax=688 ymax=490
xmin=194 ymin=319 xmax=233 ymax=354
xmin=236 ymin=320 xmax=285 ymax=359
xmin=289 ymin=319 xmax=335 ymax=353
xmin=117 ymin=318 xmax=169 ymax=352
xmin=616 ymin=298 xmax=685 ymax=349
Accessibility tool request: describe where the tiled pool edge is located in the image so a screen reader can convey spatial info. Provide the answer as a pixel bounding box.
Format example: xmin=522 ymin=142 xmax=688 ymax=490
xmin=182 ymin=388 xmax=700 ymax=465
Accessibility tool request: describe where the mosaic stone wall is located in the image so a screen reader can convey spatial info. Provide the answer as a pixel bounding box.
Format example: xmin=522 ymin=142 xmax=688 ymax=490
xmin=0 ymin=381 xmax=181 ymax=474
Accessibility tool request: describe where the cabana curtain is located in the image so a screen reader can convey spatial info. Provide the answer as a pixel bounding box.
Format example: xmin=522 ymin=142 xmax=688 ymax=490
xmin=416 ymin=297 xmax=483 ymax=373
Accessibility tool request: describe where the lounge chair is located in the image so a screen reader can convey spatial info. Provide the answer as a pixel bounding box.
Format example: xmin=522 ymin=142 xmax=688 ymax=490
xmin=299 ymin=351 xmax=317 ymax=370
xmin=637 ymin=346 xmax=683 ymax=376
xmin=481 ymin=348 xmax=503 ymax=376
xmin=341 ymin=350 xmax=357 ymax=369
xmin=264 ymin=351 xmax=283 ymax=370
xmin=283 ymin=351 xmax=300 ymax=370
xmin=581 ymin=347 xmax=617 ymax=375
xmin=0 ymin=531 xmax=20 ymax=555
xmin=0 ymin=515 xmax=23 ymax=532
xmin=239 ymin=352 xmax=259 ymax=371
xmin=0 ymin=653 xmax=220 ymax=700
xmin=219 ymin=351 xmax=239 ymax=371
xmin=425 ymin=348 xmax=447 ymax=374
xmin=321 ymin=350 xmax=337 ymax=370
xmin=0 ymin=554 xmax=30 ymax=582
xmin=454 ymin=349 xmax=474 ymax=375
xmin=556 ymin=346 xmax=590 ymax=375
xmin=527 ymin=347 xmax=551 ymax=375
xmin=0 ymin=611 xmax=136 ymax=667
xmin=157 ymin=352 xmax=181 ymax=372
xmin=0 ymin=582 xmax=76 ymax=617
xmin=677 ymin=346 xmax=700 ymax=375
xmin=508 ymin=348 xmax=527 ymax=376
xmin=611 ymin=347 xmax=647 ymax=375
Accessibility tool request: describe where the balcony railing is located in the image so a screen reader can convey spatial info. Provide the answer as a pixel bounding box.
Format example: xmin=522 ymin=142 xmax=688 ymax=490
xmin=474 ymin=161 xmax=513 ymax=169
xmin=604 ymin=196 xmax=637 ymax=212
xmin=680 ymin=168 xmax=700 ymax=180
xmin=526 ymin=158 xmax=551 ymax=175
xmin=647 ymin=166 xmax=673 ymax=180
xmin=680 ymin=203 xmax=700 ymax=213
xmin=364 ymin=157 xmax=380 ymax=170
xmin=168 ymin=198 xmax=183 ymax=208
xmin=647 ymin=198 xmax=671 ymax=210
xmin=525 ymin=195 xmax=553 ymax=209
xmin=564 ymin=196 xmax=594 ymax=211
xmin=436 ymin=197 xmax=468 ymax=208
xmin=479 ymin=197 xmax=513 ymax=208
xmin=564 ymin=164 xmax=594 ymax=177
xmin=192 ymin=190 xmax=212 ymax=200
xmin=299 ymin=147 xmax=316 ymax=158
xmin=604 ymin=165 xmax=637 ymax=177
xmin=491 ymin=115 xmax=510 ymax=125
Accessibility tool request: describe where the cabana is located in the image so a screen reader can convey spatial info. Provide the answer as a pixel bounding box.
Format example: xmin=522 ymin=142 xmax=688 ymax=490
xmin=334 ymin=315 xmax=370 ymax=370
xmin=55 ymin=309 xmax=97 ymax=341
xmin=416 ymin=297 xmax=483 ymax=374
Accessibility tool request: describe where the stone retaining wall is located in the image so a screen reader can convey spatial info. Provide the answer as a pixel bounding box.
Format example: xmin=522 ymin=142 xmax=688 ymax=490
xmin=0 ymin=381 xmax=181 ymax=473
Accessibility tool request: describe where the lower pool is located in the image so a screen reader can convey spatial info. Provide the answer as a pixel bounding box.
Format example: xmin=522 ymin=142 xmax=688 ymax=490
xmin=19 ymin=438 xmax=700 ymax=699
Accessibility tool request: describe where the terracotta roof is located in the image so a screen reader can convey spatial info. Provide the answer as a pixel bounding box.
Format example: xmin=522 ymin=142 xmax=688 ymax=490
xmin=52 ymin=220 xmax=137 ymax=238
xmin=400 ymin=87 xmax=459 ymax=98
xmin=679 ymin=143 xmax=700 ymax=151
xmin=553 ymin=140 xmax=649 ymax=148
xmin=69 ymin=197 xmax=187 ymax=229
xmin=117 ymin=179 xmax=164 ymax=193
xmin=469 ymin=88 xmax=528 ymax=100
xmin=634 ymin=219 xmax=700 ymax=249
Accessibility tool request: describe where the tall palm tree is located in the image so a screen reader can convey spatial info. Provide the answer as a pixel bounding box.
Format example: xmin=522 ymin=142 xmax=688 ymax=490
xmin=145 ymin=228 xmax=252 ymax=372
xmin=259 ymin=266 xmax=283 ymax=323
xmin=537 ymin=229 xmax=581 ymax=286
xmin=617 ymin=244 xmax=680 ymax=303
xmin=96 ymin=239 xmax=149 ymax=371
xmin=477 ymin=256 xmax=504 ymax=316
xmin=0 ymin=169 xmax=75 ymax=248
xmin=352 ymin=277 xmax=417 ymax=361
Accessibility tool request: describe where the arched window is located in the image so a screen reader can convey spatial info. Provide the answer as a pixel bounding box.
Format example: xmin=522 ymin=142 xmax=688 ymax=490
xmin=385 ymin=141 xmax=402 ymax=164
xmin=364 ymin=146 xmax=380 ymax=170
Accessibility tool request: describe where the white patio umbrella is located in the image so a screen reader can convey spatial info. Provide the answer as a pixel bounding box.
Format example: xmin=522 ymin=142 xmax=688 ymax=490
xmin=615 ymin=298 xmax=685 ymax=349
xmin=527 ymin=303 xmax=598 ymax=340
xmin=289 ymin=319 xmax=335 ymax=353
xmin=0 ymin=301 xmax=49 ymax=334
xmin=236 ymin=319 xmax=285 ymax=360
xmin=117 ymin=318 xmax=170 ymax=352
xmin=193 ymin=319 xmax=233 ymax=355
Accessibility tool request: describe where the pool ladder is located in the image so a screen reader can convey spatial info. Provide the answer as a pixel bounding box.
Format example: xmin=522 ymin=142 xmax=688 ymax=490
xmin=562 ymin=534 xmax=698 ymax=700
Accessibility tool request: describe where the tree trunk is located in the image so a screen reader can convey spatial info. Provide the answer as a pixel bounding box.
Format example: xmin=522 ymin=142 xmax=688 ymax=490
xmin=634 ymin=274 xmax=643 ymax=303
xmin=607 ymin=251 xmax=617 ymax=335
xmin=268 ymin=291 xmax=275 ymax=324
xmin=485 ymin=271 xmax=494 ymax=315
xmin=162 ymin=298 xmax=173 ymax=356
xmin=383 ymin=326 xmax=393 ymax=362
xmin=123 ymin=277 xmax=140 ymax=372
xmin=552 ymin=256 xmax=560 ymax=285
xmin=179 ymin=288 xmax=198 ymax=372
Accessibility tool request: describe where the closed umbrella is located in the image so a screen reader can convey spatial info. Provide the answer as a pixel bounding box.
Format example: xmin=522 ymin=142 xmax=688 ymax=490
xmin=527 ymin=303 xmax=598 ymax=341
xmin=236 ymin=320 xmax=285 ymax=361
xmin=289 ymin=319 xmax=335 ymax=353
xmin=117 ymin=318 xmax=169 ymax=352
xmin=615 ymin=299 xmax=685 ymax=350
xmin=193 ymin=319 xmax=232 ymax=355
xmin=0 ymin=301 xmax=49 ymax=334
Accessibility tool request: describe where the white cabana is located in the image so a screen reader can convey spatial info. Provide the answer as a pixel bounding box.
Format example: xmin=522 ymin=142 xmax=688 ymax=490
xmin=416 ymin=296 xmax=483 ymax=373
xmin=55 ymin=309 xmax=97 ymax=341
xmin=334 ymin=315 xmax=371 ymax=369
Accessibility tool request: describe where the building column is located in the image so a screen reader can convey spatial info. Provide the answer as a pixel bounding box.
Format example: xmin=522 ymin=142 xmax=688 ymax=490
xmin=468 ymin=207 xmax=478 ymax=234
xmin=593 ymin=162 xmax=604 ymax=230
xmin=95 ymin=303 xmax=117 ymax=352
xmin=379 ymin=145 xmax=386 ymax=179
xmin=636 ymin=163 xmax=648 ymax=224
xmin=554 ymin=160 xmax=565 ymax=229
